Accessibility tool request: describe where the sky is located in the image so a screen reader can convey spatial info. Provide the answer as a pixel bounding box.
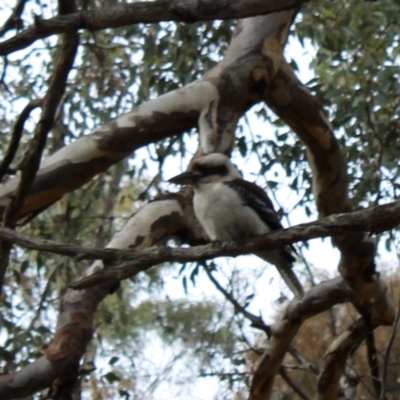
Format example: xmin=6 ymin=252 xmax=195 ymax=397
xmin=119 ymin=34 xmax=345 ymax=399
xmin=1 ymin=4 xmax=399 ymax=399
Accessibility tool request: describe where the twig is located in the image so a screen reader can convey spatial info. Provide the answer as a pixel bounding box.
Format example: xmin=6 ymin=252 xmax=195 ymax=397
xmin=0 ymin=57 xmax=10 ymax=92
xmin=279 ymin=366 xmax=310 ymax=400
xmin=0 ymin=99 xmax=43 ymax=182
xmin=288 ymin=347 xmax=319 ymax=375
xmin=0 ymin=0 xmax=28 ymax=37
xmin=202 ymin=262 xmax=271 ymax=335
xmin=358 ymin=308 xmax=381 ymax=397
xmin=380 ymin=294 xmax=400 ymax=400
xmin=0 ymin=2 xmax=80 ymax=293
xmin=200 ymin=371 xmax=251 ymax=378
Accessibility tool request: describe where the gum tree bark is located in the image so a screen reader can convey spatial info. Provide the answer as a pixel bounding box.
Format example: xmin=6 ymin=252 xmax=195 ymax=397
xmin=0 ymin=10 xmax=298 ymax=398
xmin=246 ymin=61 xmax=395 ymax=399
xmin=0 ymin=10 xmax=294 ymax=220
xmin=0 ymin=196 xmax=192 ymax=398
xmin=0 ymin=2 xmax=396 ymax=399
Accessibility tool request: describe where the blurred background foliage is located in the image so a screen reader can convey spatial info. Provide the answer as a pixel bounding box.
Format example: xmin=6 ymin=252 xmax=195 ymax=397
xmin=1 ymin=0 xmax=400 ymax=398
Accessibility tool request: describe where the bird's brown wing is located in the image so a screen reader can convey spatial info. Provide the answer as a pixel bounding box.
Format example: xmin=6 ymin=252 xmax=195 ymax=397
xmin=225 ymin=179 xmax=295 ymax=262
xmin=225 ymin=179 xmax=283 ymax=231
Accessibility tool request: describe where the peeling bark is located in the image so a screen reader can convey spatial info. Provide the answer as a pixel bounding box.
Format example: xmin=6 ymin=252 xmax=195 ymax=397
xmin=0 ymin=196 xmax=193 ymax=399
xmin=0 ymin=11 xmax=299 ymax=397
xmin=0 ymin=11 xmax=294 ymax=221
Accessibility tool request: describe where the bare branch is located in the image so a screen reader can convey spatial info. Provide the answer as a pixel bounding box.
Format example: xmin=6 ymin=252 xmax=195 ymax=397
xmin=0 ymin=0 xmax=79 ymax=292
xmin=0 ymin=200 xmax=396 ymax=290
xmin=202 ymin=262 xmax=271 ymax=334
xmin=318 ymin=278 xmax=394 ymax=399
xmin=0 ymin=0 xmax=28 ymax=37
xmin=0 ymin=98 xmax=43 ymax=182
xmin=70 ymin=200 xmax=400 ymax=289
xmin=249 ymin=278 xmax=356 ymax=400
xmin=279 ymin=366 xmax=310 ymax=400
xmin=0 ymin=12 xmax=293 ymax=220
xmin=359 ymin=308 xmax=381 ymax=397
xmin=0 ymin=197 xmax=188 ymax=399
xmin=288 ymin=347 xmax=319 ymax=375
xmin=0 ymin=0 xmax=309 ymax=56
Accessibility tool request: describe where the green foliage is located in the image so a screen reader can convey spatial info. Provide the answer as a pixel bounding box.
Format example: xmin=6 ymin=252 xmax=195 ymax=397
xmin=298 ymin=0 xmax=400 ymax=208
xmin=1 ymin=0 xmax=400 ymax=398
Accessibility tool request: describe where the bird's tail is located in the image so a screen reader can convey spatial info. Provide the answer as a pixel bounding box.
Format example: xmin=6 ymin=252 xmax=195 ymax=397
xmin=256 ymin=250 xmax=304 ymax=300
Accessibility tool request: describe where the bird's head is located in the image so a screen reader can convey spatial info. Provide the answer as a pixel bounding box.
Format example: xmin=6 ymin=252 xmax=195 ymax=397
xmin=168 ymin=153 xmax=241 ymax=186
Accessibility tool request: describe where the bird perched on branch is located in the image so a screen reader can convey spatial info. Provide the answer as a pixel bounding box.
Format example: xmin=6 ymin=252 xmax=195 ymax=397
xmin=168 ymin=153 xmax=303 ymax=299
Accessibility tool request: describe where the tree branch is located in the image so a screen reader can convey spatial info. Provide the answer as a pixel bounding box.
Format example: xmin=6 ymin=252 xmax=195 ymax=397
xmin=0 ymin=0 xmax=309 ymax=56
xmin=0 ymin=12 xmax=293 ymax=220
xmin=279 ymin=366 xmax=310 ymax=400
xmin=318 ymin=278 xmax=394 ymax=399
xmin=249 ymin=278 xmax=356 ymax=400
xmin=359 ymin=308 xmax=381 ymax=397
xmin=0 ymin=0 xmax=79 ymax=293
xmin=0 ymin=200 xmax=396 ymax=289
xmin=0 ymin=98 xmax=42 ymax=182
xmin=202 ymin=262 xmax=271 ymax=334
xmin=0 ymin=0 xmax=28 ymax=37
xmin=70 ymin=200 xmax=400 ymax=289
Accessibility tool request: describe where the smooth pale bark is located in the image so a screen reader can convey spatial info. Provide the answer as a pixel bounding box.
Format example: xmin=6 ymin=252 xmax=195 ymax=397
xmin=0 ymin=196 xmax=193 ymax=399
xmin=265 ymin=61 xmax=350 ymax=217
xmin=256 ymin=61 xmax=396 ymax=399
xmin=67 ymin=200 xmax=400 ymax=290
xmin=0 ymin=11 xmax=296 ymax=398
xmin=0 ymin=11 xmax=294 ymax=220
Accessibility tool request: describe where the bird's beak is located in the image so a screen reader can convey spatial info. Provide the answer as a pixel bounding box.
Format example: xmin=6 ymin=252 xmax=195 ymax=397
xmin=168 ymin=171 xmax=201 ymax=185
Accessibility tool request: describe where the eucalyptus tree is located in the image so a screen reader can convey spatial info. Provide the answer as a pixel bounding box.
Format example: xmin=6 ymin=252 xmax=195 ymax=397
xmin=0 ymin=0 xmax=399 ymax=399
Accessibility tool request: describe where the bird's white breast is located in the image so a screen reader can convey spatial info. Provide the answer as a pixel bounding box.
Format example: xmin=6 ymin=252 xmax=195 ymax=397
xmin=193 ymin=182 xmax=269 ymax=241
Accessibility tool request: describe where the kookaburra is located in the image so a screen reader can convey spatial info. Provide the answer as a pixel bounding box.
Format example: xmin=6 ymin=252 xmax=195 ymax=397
xmin=169 ymin=153 xmax=303 ymax=299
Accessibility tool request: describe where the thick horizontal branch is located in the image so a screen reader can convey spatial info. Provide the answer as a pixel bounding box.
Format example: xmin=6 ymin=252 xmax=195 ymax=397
xmin=0 ymin=0 xmax=308 ymax=56
xmin=0 ymin=199 xmax=397 ymax=288
xmin=69 ymin=200 xmax=400 ymax=288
